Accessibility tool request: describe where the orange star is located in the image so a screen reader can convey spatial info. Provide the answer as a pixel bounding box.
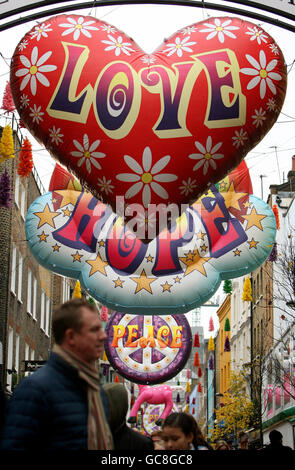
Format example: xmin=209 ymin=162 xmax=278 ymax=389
xmin=71 ymin=251 xmax=83 ymax=262
xmin=233 ymin=249 xmax=241 ymax=256
xmin=62 ymin=207 xmax=72 ymax=217
xmin=174 ymin=276 xmax=181 ymax=284
xmin=248 ymin=238 xmax=259 ymax=249
xmin=54 ymin=190 xmax=80 ymax=208
xmin=99 ymin=240 xmax=105 ymax=247
xmin=244 ymin=201 xmax=251 ymax=208
xmin=179 ymin=249 xmax=210 ymax=277
xmin=146 ymin=255 xmax=154 ymax=263
xmin=161 ymin=281 xmax=172 ymax=292
xmin=221 ymin=182 xmax=247 ymax=211
xmin=86 ymin=253 xmax=108 ymax=277
xmin=131 ymin=269 xmax=157 ymax=294
xmin=200 ymin=244 xmax=207 ymax=252
xmin=242 ymin=207 xmax=266 ymax=231
xmin=34 ymin=204 xmax=60 ymax=229
xmin=38 ymin=231 xmax=49 ymax=242
xmin=197 ymin=230 xmax=206 ymax=240
xmin=52 ymin=243 xmax=60 ymax=252
xmin=113 ymin=278 xmax=124 ymax=288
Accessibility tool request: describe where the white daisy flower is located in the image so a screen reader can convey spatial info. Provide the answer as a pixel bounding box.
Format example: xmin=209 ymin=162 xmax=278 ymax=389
xmin=245 ymin=26 xmax=268 ymax=45
xmin=189 ymin=136 xmax=224 ymax=175
xmin=101 ymin=35 xmax=135 ymax=56
xmin=252 ymin=107 xmax=266 ymax=127
xmin=29 ymin=104 xmax=44 ymax=124
xmin=101 ymin=24 xmax=116 ymax=34
xmin=97 ymin=176 xmax=114 ymax=195
xmin=116 ymin=146 xmax=178 ymax=208
xmin=232 ymin=128 xmax=248 ymax=148
xmin=240 ymin=50 xmax=282 ymax=99
xmin=20 ymin=94 xmax=30 ymax=108
xmin=134 ymin=209 xmax=156 ymax=229
xmin=59 ymin=17 xmax=99 ymax=41
xmin=269 ymin=43 xmax=279 ymax=55
xmin=71 ymin=134 xmax=106 ymax=174
xmin=141 ymin=55 xmax=156 ymax=65
xmin=163 ymin=36 xmax=196 ymax=57
xmin=199 ymin=18 xmax=239 ymax=43
xmin=179 ymin=177 xmax=197 ymax=196
xmin=18 ymin=39 xmax=28 ymax=51
xmin=181 ymin=26 xmax=197 ymax=35
xmin=267 ymin=98 xmax=277 ymax=111
xmin=15 ymin=46 xmax=57 ymax=96
xmin=30 ymin=23 xmax=53 ymax=41
xmin=49 ymin=126 xmax=63 ymax=145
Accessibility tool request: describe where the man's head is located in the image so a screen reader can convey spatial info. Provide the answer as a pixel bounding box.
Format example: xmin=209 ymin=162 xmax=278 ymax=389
xmin=269 ymin=429 xmax=283 ymax=445
xmin=52 ymin=298 xmax=107 ymax=363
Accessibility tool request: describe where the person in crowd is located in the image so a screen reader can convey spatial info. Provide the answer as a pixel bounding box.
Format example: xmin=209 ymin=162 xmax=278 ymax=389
xmin=262 ymin=429 xmax=293 ymax=452
xmin=150 ymin=430 xmax=165 ymax=450
xmin=161 ymin=412 xmax=212 ymax=450
xmin=103 ymin=383 xmax=154 ymax=450
xmin=0 ymin=382 xmax=7 ymax=440
xmin=215 ymin=440 xmax=230 ymax=450
xmin=1 ymin=298 xmax=113 ymax=450
xmin=239 ymin=432 xmax=249 ymax=450
xmin=226 ymin=437 xmax=233 ymax=450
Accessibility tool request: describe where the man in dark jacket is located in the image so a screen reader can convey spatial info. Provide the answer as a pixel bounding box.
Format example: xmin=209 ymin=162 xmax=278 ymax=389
xmin=1 ymin=298 xmax=113 ymax=450
xmin=262 ymin=429 xmax=293 ymax=452
xmin=103 ymin=383 xmax=154 ymax=451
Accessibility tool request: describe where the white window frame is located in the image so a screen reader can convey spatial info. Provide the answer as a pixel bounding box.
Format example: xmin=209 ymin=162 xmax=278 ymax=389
xmin=32 ymin=277 xmax=37 ymax=320
xmin=15 ymin=333 xmax=20 ymax=374
xmin=7 ymin=327 xmax=14 ymax=391
xmin=17 ymin=252 xmax=23 ymax=302
xmin=45 ymin=297 xmax=51 ymax=337
xmin=20 ymin=183 xmax=26 ymax=220
xmin=40 ymin=291 xmax=45 ymax=331
xmin=27 ymin=269 xmax=32 ymax=314
xmin=14 ymin=174 xmax=20 ymax=207
xmin=24 ymin=343 xmax=30 ymax=377
xmin=11 ymin=244 xmax=17 ymax=295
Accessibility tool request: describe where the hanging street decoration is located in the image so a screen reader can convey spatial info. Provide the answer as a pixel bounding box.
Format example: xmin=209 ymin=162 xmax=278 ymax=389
xmin=24 ymin=159 xmax=276 ymax=314
xmin=0 ymin=125 xmax=14 ymax=162
xmin=10 ymin=14 xmax=286 ymax=240
xmin=17 ymin=137 xmax=33 ymax=178
xmin=1 ymin=81 xmax=15 ymax=113
xmin=142 ymin=403 xmax=179 ymax=436
xmin=242 ymin=277 xmax=253 ymax=302
xmin=104 ymin=312 xmax=192 ymax=384
xmin=0 ymin=168 xmax=12 ymax=208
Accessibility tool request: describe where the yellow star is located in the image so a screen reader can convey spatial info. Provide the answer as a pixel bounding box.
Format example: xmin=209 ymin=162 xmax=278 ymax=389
xmin=146 ymin=255 xmax=154 ymax=262
xmin=55 ymin=190 xmax=80 ymax=208
xmin=200 ymin=244 xmax=207 ymax=253
xmin=179 ymin=249 xmax=210 ymax=277
xmin=244 ymin=201 xmax=251 ymax=208
xmin=174 ymin=276 xmax=181 ymax=284
xmin=233 ymin=248 xmax=241 ymax=256
xmin=218 ymin=180 xmax=228 ymax=192
xmin=221 ymin=182 xmax=247 ymax=211
xmin=66 ymin=179 xmax=75 ymax=190
xmin=52 ymin=243 xmax=60 ymax=252
xmin=62 ymin=207 xmax=72 ymax=217
xmin=197 ymin=230 xmax=206 ymax=240
xmin=242 ymin=206 xmax=266 ymax=231
xmin=34 ymin=204 xmax=60 ymax=229
xmin=248 ymin=238 xmax=259 ymax=249
xmin=38 ymin=231 xmax=49 ymax=242
xmin=131 ymin=269 xmax=157 ymax=294
xmin=161 ymin=281 xmax=172 ymax=292
xmin=86 ymin=253 xmax=108 ymax=277
xmin=99 ymin=240 xmax=105 ymax=247
xmin=185 ymin=250 xmax=194 ymax=261
xmin=113 ymin=277 xmax=124 ymax=288
xmin=71 ymin=251 xmax=83 ymax=262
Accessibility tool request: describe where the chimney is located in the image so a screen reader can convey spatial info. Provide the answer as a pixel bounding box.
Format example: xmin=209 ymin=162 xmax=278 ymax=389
xmin=292 ymin=155 xmax=295 ymax=171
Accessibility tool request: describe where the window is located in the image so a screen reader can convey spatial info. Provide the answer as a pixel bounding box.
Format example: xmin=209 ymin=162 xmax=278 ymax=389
xmin=15 ymin=334 xmax=20 ymax=374
xmin=17 ymin=253 xmax=23 ymax=302
xmin=27 ymin=269 xmax=32 ymax=314
xmin=14 ymin=174 xmax=20 ymax=207
xmin=24 ymin=343 xmax=30 ymax=377
xmin=30 ymin=349 xmax=35 ymax=361
xmin=11 ymin=244 xmax=17 ymax=294
xmin=7 ymin=327 xmax=14 ymax=390
xmin=32 ymin=277 xmax=37 ymax=320
xmin=40 ymin=291 xmax=45 ymax=331
xmin=45 ymin=297 xmax=51 ymax=336
xmin=20 ymin=183 xmax=26 ymax=219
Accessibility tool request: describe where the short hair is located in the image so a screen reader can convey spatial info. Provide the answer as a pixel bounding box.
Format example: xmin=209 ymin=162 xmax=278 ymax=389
xmin=269 ymin=429 xmax=283 ymax=443
xmin=52 ymin=298 xmax=98 ymax=344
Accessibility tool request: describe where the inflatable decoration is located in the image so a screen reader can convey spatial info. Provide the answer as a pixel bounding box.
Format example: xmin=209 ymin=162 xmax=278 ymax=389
xmin=104 ymin=312 xmax=192 ymax=384
xmin=25 ymin=159 xmax=276 ymax=314
xmin=128 ymin=384 xmax=179 ymax=425
xmin=11 ymin=15 xmax=286 ymax=240
xmin=142 ymin=403 xmax=179 ymax=435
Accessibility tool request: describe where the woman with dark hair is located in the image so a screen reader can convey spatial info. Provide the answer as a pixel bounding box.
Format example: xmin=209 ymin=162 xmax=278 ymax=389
xmin=161 ymin=412 xmax=211 ymax=451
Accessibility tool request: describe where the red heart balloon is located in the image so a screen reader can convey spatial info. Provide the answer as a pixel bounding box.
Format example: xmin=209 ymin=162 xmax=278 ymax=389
xmin=10 ymin=14 xmax=286 ymax=241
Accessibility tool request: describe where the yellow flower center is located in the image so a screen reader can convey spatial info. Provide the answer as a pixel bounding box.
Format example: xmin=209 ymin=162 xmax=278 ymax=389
xmin=30 ymin=65 xmax=37 ymax=75
xmin=255 ymin=32 xmax=260 ymax=37
xmin=204 ymin=152 xmax=212 ymax=160
xmin=84 ymin=151 xmax=91 ymax=158
xmin=116 ymin=43 xmax=122 ymax=47
xmin=38 ymin=29 xmax=43 ymax=33
xmin=176 ymin=44 xmax=182 ymax=48
xmin=142 ymin=172 xmax=153 ymax=184
xmin=260 ymin=69 xmax=268 ymax=78
xmin=216 ymin=26 xmax=223 ymax=31
xmin=75 ymin=24 xmax=83 ymax=29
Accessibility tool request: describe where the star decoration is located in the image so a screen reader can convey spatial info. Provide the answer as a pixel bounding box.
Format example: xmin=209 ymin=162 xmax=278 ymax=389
xmin=179 ymin=249 xmax=210 ymax=277
xmin=113 ymin=277 xmax=124 ymax=288
xmin=38 ymin=231 xmax=49 ymax=242
xmin=174 ymin=276 xmax=181 ymax=284
xmin=200 ymin=243 xmax=208 ymax=253
xmin=242 ymin=207 xmax=266 ymax=231
xmin=244 ymin=201 xmax=251 ymax=208
xmin=71 ymin=251 xmax=83 ymax=262
xmin=34 ymin=203 xmax=60 ymax=229
xmin=52 ymin=243 xmax=60 ymax=252
xmin=233 ymin=248 xmax=241 ymax=256
xmin=218 ymin=180 xmax=228 ymax=192
xmin=197 ymin=230 xmax=206 ymax=240
xmin=146 ymin=255 xmax=154 ymax=263
xmin=248 ymin=238 xmax=259 ymax=249
xmin=221 ymin=182 xmax=247 ymax=211
xmin=185 ymin=250 xmax=194 ymax=261
xmin=62 ymin=207 xmax=72 ymax=217
xmin=86 ymin=253 xmax=108 ymax=277
xmin=54 ymin=190 xmax=80 ymax=208
xmin=131 ymin=269 xmax=157 ymax=294
xmin=99 ymin=240 xmax=105 ymax=247
xmin=161 ymin=281 xmax=172 ymax=292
